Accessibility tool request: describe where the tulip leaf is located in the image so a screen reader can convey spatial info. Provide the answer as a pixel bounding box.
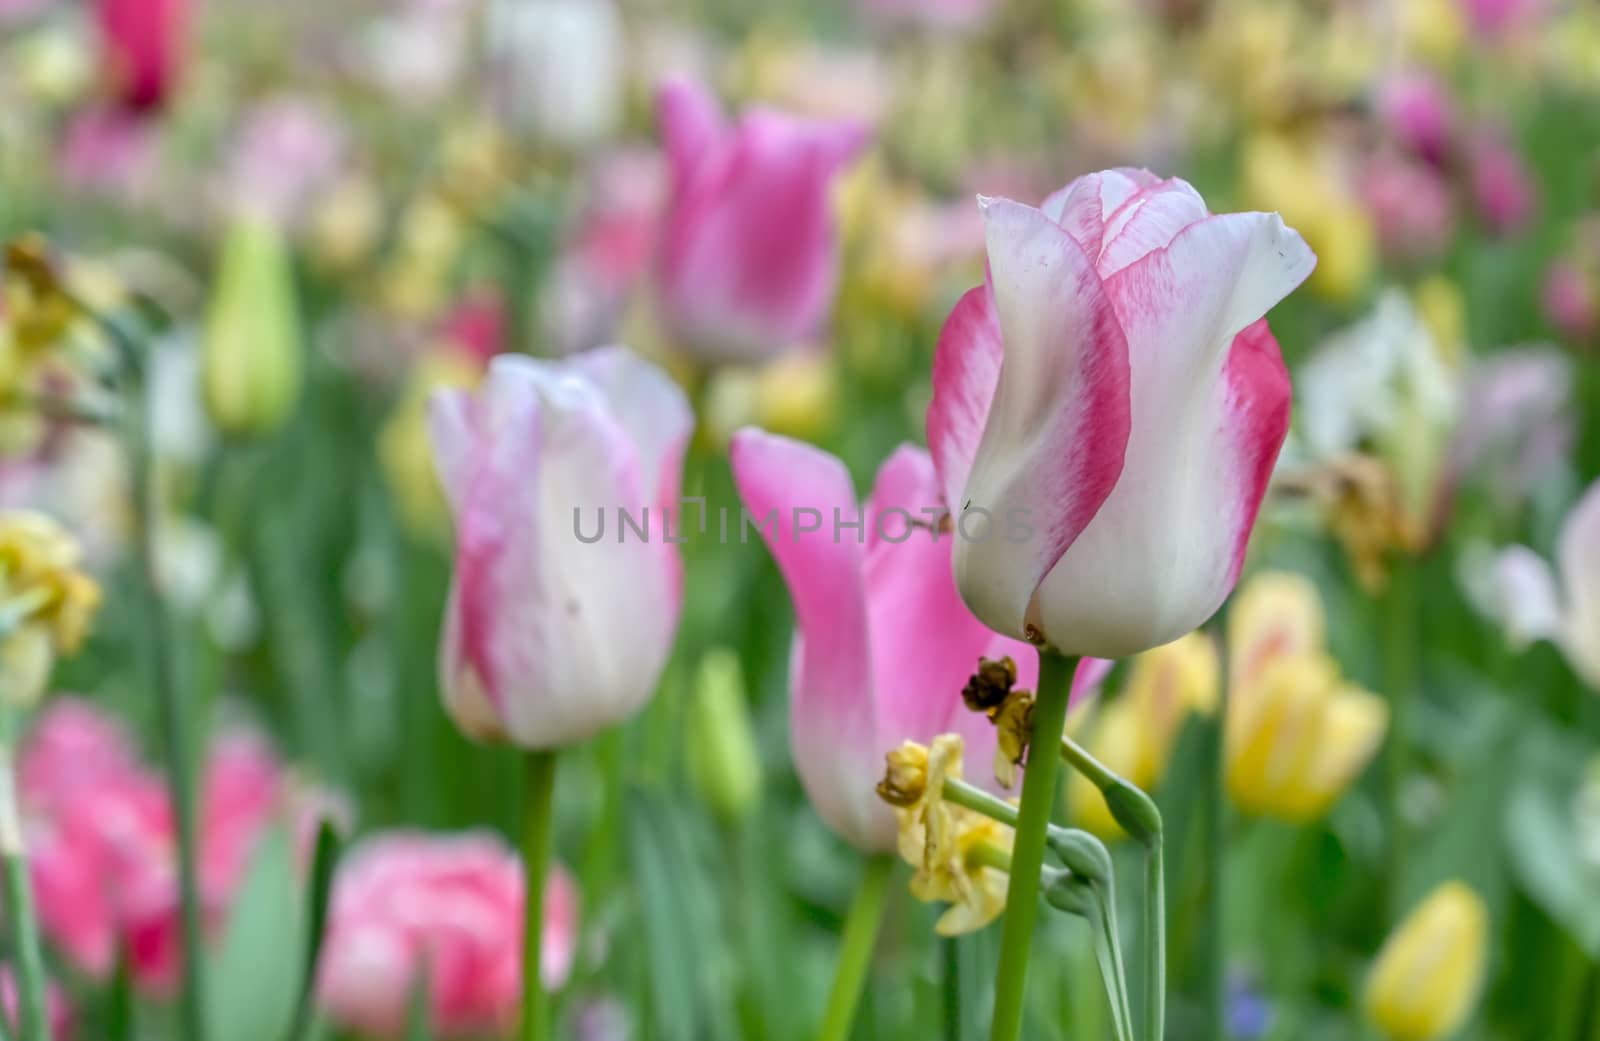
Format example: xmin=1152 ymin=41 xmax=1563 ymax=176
xmin=1504 ymin=731 xmax=1600 ymax=958
xmin=206 ymin=826 xmax=302 ymax=1041
xmin=285 ymin=819 xmax=343 ymax=1041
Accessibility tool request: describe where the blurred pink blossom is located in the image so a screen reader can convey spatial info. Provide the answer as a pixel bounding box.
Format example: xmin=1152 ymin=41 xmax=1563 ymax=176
xmin=1542 ymin=261 xmax=1597 ymax=342
xmin=655 ymin=77 xmax=868 ymax=362
xmin=317 ymin=832 xmax=579 ymax=1039
xmin=1359 ymin=151 xmax=1457 ymax=263
xmin=1447 ymin=347 xmax=1574 ymax=508
xmin=219 ymin=98 xmax=346 ymax=228
xmin=1460 ymin=0 xmax=1545 ymax=39
xmin=58 ymin=108 xmax=160 ymax=200
xmin=20 ymin=699 xmax=320 ymax=991
xmin=1467 ymin=129 xmax=1536 ymax=236
xmin=1377 ymin=73 xmax=1457 ymax=166
xmin=97 ymin=0 xmax=187 ymax=111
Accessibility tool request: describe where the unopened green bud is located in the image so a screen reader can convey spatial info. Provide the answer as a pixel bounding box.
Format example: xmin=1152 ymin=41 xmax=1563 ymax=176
xmin=686 ymin=648 xmax=761 ymax=822
xmin=202 ymin=219 xmax=303 ymax=437
xmin=1104 ymin=783 xmax=1163 ymax=847
xmin=1047 ymin=826 xmax=1112 ymax=885
xmin=1043 ymin=868 xmax=1093 ymax=918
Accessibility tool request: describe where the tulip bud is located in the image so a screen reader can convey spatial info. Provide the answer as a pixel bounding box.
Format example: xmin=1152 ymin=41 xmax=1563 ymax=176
xmin=1364 ymin=882 xmax=1489 ymax=1041
xmin=202 ymin=219 xmax=303 ymax=437
xmin=97 ymin=0 xmax=187 ymax=111
xmin=685 ymin=648 xmax=762 ymax=823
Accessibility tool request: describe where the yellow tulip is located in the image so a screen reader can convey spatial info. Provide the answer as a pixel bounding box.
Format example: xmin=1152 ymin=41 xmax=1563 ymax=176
xmin=1226 ymin=654 xmax=1388 ymax=820
xmin=1229 ymin=570 xmax=1325 ymax=698
xmin=1365 ymin=882 xmax=1489 ymax=1041
xmin=1070 ymin=633 xmax=1219 ymax=838
xmin=379 ymin=350 xmax=481 ymax=540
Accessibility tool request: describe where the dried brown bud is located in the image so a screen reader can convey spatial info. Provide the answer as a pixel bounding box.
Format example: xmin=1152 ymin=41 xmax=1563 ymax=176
xmin=992 ymin=689 xmax=1035 ymax=790
xmin=877 ymin=740 xmax=930 ymax=808
xmin=962 ymin=656 xmax=1018 ymax=715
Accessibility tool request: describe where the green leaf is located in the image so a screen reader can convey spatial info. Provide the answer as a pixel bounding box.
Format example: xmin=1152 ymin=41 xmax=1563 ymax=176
xmin=286 ymin=820 xmax=343 ymax=1041
xmin=206 ymin=826 xmax=303 ymax=1041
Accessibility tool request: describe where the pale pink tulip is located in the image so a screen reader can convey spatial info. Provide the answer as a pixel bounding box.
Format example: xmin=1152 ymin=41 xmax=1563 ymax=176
xmin=1542 ymin=261 xmax=1597 ymax=342
xmin=317 ymin=832 xmax=578 ymax=1039
xmin=730 ymin=429 xmax=1106 ymax=852
xmin=1473 ymin=479 xmax=1600 ymax=690
xmin=928 ymin=169 xmax=1315 ymax=658
xmin=97 ymin=0 xmax=187 ymax=111
xmin=1359 ymin=152 xmax=1456 ymax=264
xmin=429 ymin=348 xmax=691 ymax=748
xmin=655 ymin=77 xmax=868 ymax=362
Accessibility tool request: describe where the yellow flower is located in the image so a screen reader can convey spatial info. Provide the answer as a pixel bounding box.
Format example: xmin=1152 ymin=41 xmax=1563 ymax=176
xmin=888 ymin=734 xmax=1013 ymax=936
xmin=1413 ymin=276 xmax=1467 ymax=368
xmin=379 ymin=349 xmax=482 ymax=540
xmin=1225 ymin=571 xmax=1388 ymax=820
xmin=702 ymin=353 xmax=840 ymax=448
xmin=1401 ymin=0 xmax=1467 ymax=67
xmin=1226 ymin=654 xmax=1388 ymax=820
xmin=0 ymin=510 xmax=101 ymax=703
xmin=1365 ymin=882 xmax=1489 ymax=1041
xmin=1069 ymin=633 xmax=1219 ymax=838
xmin=1242 ymin=135 xmax=1374 ymax=302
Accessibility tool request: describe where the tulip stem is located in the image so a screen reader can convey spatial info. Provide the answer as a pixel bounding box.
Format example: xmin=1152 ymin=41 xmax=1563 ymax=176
xmin=816 ymin=855 xmax=893 ymax=1041
xmin=1057 ymin=736 xmax=1165 ymax=1041
xmin=0 ymin=702 xmax=48 ymax=1041
xmin=520 ymin=751 xmax=558 ymax=1041
xmin=97 ymin=307 xmax=209 ymax=1041
xmin=942 ymin=777 xmax=1020 ymax=826
xmin=989 ymin=650 xmax=1078 ymax=1041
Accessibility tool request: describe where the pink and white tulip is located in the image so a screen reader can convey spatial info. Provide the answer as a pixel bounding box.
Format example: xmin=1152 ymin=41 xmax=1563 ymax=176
xmin=1471 ymin=479 xmax=1600 ymax=690
xmin=317 ymin=832 xmax=578 ymax=1039
xmin=429 ymin=348 xmax=692 ymax=748
xmin=927 ymin=169 xmax=1315 ymax=659
xmin=655 ymin=77 xmax=868 ymax=363
xmin=730 ymin=428 xmax=1105 ymax=852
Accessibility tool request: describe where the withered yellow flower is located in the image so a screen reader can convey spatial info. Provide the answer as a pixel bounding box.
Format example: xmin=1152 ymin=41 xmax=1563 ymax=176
xmin=884 ymin=734 xmax=1013 ymax=936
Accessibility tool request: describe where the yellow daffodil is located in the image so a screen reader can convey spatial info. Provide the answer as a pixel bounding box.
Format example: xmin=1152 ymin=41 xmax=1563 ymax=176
xmin=1365 ymin=882 xmax=1489 ymax=1041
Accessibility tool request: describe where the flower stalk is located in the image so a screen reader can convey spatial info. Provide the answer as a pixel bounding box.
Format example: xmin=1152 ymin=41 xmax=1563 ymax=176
xmin=816 ymin=855 xmax=894 ymax=1041
xmin=520 ymin=751 xmax=558 ymax=1041
xmin=988 ymin=650 xmax=1078 ymax=1041
xmin=0 ymin=701 xmax=47 ymax=1041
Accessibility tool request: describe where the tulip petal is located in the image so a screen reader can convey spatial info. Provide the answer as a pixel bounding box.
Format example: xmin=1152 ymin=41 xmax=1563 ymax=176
xmin=948 ymin=197 xmax=1133 ymax=642
xmin=1041 ymin=168 xmax=1162 ymax=251
xmin=567 ymin=345 xmax=694 ymax=508
xmin=927 ymin=283 xmax=1003 ymax=517
xmin=1557 ymin=480 xmax=1600 ymax=687
xmin=1094 ymin=178 xmax=1209 ymax=276
xmin=1485 ymin=544 xmax=1564 ymax=649
xmin=1030 ymin=211 xmax=1312 ymax=657
xmin=656 ymin=76 xmax=724 ymax=178
xmin=729 ymin=428 xmax=884 ymax=848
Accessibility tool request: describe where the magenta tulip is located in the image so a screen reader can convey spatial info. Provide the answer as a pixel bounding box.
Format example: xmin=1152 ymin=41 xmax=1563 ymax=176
xmin=429 ymin=348 xmax=692 ymax=748
xmin=928 ymin=169 xmax=1315 ymax=659
xmin=98 ymin=0 xmax=187 ymax=111
xmin=655 ymin=77 xmax=868 ymax=363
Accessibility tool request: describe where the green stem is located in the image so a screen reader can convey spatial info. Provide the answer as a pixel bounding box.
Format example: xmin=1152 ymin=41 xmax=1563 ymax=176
xmin=1058 ymin=734 xmax=1166 ymax=1040
xmin=1146 ymin=837 xmax=1166 ymax=1041
xmin=1200 ymin=668 xmax=1229 ymax=1040
xmin=943 ymin=777 xmax=1020 ymax=826
xmin=108 ymin=311 xmax=208 ymax=1041
xmin=989 ymin=651 xmax=1077 ymax=1041
xmin=1084 ymin=891 xmax=1133 ymax=1041
xmin=941 ymin=937 xmax=960 ymax=1041
xmin=520 ymin=751 xmax=558 ymax=1041
xmin=816 ymin=855 xmax=893 ymax=1041
xmin=1382 ymin=560 xmax=1417 ymax=916
xmin=0 ymin=708 xmax=47 ymax=1041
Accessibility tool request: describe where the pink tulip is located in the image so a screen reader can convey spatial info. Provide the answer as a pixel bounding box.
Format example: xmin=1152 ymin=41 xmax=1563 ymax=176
xmin=1542 ymin=260 xmax=1597 ymax=342
xmin=655 ymin=77 xmax=868 ymax=362
xmin=1446 ymin=347 xmax=1573 ymax=509
xmin=1377 ymin=73 xmax=1457 ymax=166
xmin=97 ymin=0 xmax=188 ymax=111
xmin=928 ymin=169 xmax=1315 ymax=659
xmin=729 ymin=428 xmax=1106 ymax=852
xmin=19 ymin=700 xmax=312 ymax=991
xmin=1359 ymin=151 xmax=1457 ymax=264
xmin=429 ymin=348 xmax=692 ymax=748
xmin=1460 ymin=0 xmax=1544 ymax=39
xmin=0 ymin=966 xmax=73 ymax=1040
xmin=1468 ymin=129 xmax=1536 ymax=236
xmin=1474 ymin=479 xmax=1600 ymax=690
xmin=317 ymin=832 xmax=579 ymax=1039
